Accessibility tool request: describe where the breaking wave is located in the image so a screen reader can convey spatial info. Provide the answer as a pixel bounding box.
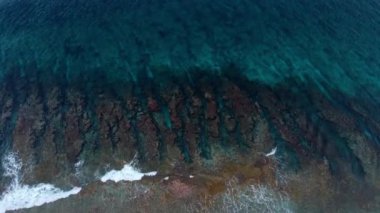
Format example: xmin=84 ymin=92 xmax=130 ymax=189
xmin=100 ymin=161 xmax=157 ymax=183
xmin=0 ymin=152 xmax=81 ymax=213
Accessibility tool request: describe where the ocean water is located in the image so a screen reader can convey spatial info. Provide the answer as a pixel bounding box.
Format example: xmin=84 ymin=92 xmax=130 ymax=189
xmin=0 ymin=0 xmax=379 ymax=98
xmin=0 ymin=0 xmax=380 ymax=212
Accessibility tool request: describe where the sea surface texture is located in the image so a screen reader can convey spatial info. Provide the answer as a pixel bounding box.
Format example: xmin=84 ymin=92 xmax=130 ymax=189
xmin=0 ymin=0 xmax=379 ymax=212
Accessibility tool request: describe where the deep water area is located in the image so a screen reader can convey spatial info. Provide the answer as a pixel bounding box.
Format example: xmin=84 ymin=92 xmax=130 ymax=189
xmin=0 ymin=0 xmax=380 ymax=212
xmin=1 ymin=0 xmax=380 ymax=97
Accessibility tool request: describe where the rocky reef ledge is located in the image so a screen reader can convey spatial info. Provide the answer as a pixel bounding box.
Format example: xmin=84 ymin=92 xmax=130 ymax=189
xmin=0 ymin=65 xmax=379 ymax=212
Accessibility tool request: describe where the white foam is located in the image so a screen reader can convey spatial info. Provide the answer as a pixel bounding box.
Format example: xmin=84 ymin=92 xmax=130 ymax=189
xmin=0 ymin=184 xmax=81 ymax=213
xmin=74 ymin=160 xmax=84 ymax=177
xmin=0 ymin=153 xmax=81 ymax=213
xmin=74 ymin=160 xmax=84 ymax=169
xmin=100 ymin=164 xmax=157 ymax=183
xmin=2 ymin=152 xmax=22 ymax=185
xmin=265 ymin=147 xmax=277 ymax=157
xmin=222 ymin=179 xmax=294 ymax=213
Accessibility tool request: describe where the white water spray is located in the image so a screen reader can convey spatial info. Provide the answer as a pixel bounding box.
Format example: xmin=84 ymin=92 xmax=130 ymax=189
xmin=100 ymin=163 xmax=157 ymax=183
xmin=265 ymin=147 xmax=277 ymax=157
xmin=0 ymin=152 xmax=81 ymax=213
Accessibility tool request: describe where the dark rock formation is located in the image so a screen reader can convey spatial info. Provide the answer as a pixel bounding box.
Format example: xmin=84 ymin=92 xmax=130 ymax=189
xmin=0 ymin=66 xmax=379 ymax=189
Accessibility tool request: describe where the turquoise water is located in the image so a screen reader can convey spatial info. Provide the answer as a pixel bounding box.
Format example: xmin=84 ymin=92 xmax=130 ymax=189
xmin=0 ymin=0 xmax=379 ymax=98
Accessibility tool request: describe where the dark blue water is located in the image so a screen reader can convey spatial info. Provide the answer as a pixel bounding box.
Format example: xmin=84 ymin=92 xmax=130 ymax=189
xmin=0 ymin=0 xmax=379 ymax=98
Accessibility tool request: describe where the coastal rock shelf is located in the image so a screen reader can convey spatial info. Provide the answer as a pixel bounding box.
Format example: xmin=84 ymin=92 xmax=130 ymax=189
xmin=0 ymin=68 xmax=379 ymax=187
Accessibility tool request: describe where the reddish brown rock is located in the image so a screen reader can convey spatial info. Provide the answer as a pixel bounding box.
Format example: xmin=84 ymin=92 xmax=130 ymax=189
xmin=137 ymin=113 xmax=160 ymax=161
xmin=147 ymin=97 xmax=160 ymax=112
xmin=65 ymin=89 xmax=85 ymax=163
xmin=168 ymin=179 xmax=194 ymax=199
xmin=13 ymin=86 xmax=45 ymax=167
xmin=224 ymin=114 xmax=237 ymax=132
